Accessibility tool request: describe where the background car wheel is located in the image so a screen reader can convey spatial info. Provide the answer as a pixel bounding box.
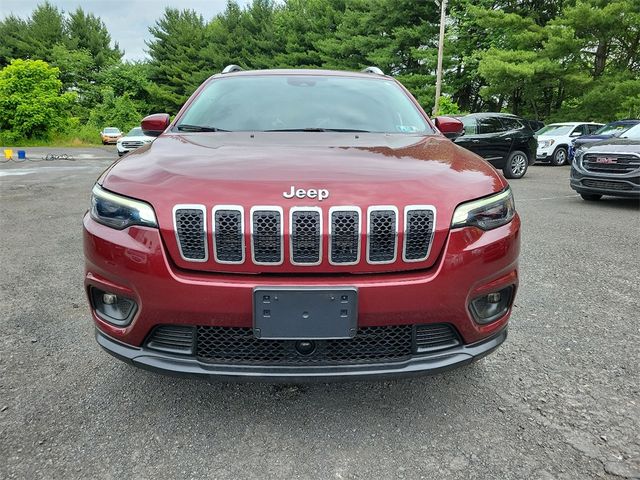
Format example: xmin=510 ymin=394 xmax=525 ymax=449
xmin=551 ymin=147 xmax=568 ymax=166
xmin=580 ymin=193 xmax=602 ymax=201
xmin=503 ymin=150 xmax=529 ymax=179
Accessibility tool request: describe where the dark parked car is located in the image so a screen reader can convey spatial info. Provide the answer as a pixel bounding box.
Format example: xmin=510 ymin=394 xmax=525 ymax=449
xmin=568 ymin=119 xmax=640 ymax=161
xmin=570 ymin=123 xmax=640 ymax=200
xmin=455 ymin=113 xmax=537 ymax=179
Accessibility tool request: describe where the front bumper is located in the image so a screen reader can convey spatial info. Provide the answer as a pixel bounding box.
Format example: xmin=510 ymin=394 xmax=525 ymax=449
xmin=84 ymin=213 xmax=520 ymax=379
xmin=96 ymin=327 xmax=508 ymax=382
xmin=570 ymin=166 xmax=640 ymax=198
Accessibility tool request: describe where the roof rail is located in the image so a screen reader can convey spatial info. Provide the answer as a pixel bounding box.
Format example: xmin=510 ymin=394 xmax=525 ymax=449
xmin=361 ymin=66 xmax=385 ymax=75
xmin=222 ymin=65 xmax=243 ymax=74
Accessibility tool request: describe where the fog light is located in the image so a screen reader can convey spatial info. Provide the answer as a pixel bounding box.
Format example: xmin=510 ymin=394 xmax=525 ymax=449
xmin=102 ymin=293 xmax=117 ymax=305
xmin=90 ymin=288 xmax=137 ymax=326
xmin=470 ymin=286 xmax=514 ymax=324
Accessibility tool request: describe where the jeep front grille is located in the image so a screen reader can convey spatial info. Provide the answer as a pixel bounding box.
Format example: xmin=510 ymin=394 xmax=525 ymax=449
xmin=174 ymin=205 xmax=436 ymax=267
xmin=290 ymin=208 xmax=322 ymax=264
xmin=367 ymin=208 xmax=398 ymax=263
xmin=213 ymin=207 xmax=244 ymax=263
xmin=174 ymin=205 xmax=207 ymax=261
xmin=329 ymin=208 xmax=360 ymax=264
xmin=251 ymin=208 xmax=283 ymax=264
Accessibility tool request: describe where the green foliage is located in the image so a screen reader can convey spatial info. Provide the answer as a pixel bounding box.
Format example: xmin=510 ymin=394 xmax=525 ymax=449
xmin=1 ymin=0 xmax=639 ymax=145
xmin=88 ymin=88 xmax=141 ymax=132
xmin=0 ymin=59 xmax=75 ymax=138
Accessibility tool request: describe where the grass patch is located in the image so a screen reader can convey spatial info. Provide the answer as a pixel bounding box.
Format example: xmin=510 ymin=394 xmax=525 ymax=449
xmin=1 ymin=125 xmax=104 ymax=148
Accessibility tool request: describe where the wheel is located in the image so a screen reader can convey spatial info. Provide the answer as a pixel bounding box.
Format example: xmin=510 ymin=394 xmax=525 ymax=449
xmin=580 ymin=193 xmax=602 ymax=201
xmin=118 ymin=152 xmax=124 ymax=157
xmin=502 ymin=150 xmax=529 ymax=179
xmin=550 ymin=147 xmax=568 ymax=166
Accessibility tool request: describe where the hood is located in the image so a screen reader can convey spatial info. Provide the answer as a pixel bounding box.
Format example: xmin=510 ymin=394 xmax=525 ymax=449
xmin=581 ymin=138 xmax=640 ymax=154
xmin=102 ymin=132 xmax=507 ymax=273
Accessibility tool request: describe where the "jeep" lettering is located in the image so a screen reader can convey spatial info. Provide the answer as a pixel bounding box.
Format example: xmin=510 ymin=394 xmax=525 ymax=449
xmin=283 ymin=185 xmax=330 ymax=201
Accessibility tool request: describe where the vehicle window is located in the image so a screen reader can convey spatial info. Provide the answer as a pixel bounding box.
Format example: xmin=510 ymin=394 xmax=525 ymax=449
xmin=537 ymin=125 xmax=572 ymax=135
xmin=622 ymin=124 xmax=640 ymax=140
xmin=177 ymin=76 xmax=435 ymax=134
xmin=501 ymin=118 xmax=523 ymax=131
xmin=594 ymin=123 xmax=634 ymax=135
xmin=459 ymin=116 xmax=477 ymax=134
xmin=572 ymin=125 xmax=587 ymax=136
xmin=127 ymin=127 xmax=143 ymax=136
xmin=477 ymin=117 xmax=507 ymax=134
xmin=587 ymin=124 xmax=601 ymax=134
xmin=104 ymin=128 xmax=119 ymax=134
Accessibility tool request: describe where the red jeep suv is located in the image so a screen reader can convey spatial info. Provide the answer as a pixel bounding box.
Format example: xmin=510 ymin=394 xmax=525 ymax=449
xmin=84 ymin=66 xmax=520 ymax=381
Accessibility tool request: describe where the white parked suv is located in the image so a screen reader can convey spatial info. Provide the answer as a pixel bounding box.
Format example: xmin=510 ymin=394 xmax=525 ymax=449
xmin=536 ymin=122 xmax=603 ymax=166
xmin=116 ymin=127 xmax=155 ymax=157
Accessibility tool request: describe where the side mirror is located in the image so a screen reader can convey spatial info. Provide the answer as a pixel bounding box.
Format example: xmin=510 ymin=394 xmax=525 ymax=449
xmin=434 ymin=116 xmax=464 ymax=140
xmin=141 ymin=113 xmax=171 ymax=137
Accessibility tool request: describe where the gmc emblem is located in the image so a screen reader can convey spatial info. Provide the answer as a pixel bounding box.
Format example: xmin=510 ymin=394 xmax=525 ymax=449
xmin=283 ymin=185 xmax=330 ymax=201
xmin=595 ymin=156 xmax=617 ymax=164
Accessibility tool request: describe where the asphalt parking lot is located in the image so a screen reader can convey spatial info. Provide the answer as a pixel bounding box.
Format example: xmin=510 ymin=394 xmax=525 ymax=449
xmin=1 ymin=147 xmax=639 ymax=479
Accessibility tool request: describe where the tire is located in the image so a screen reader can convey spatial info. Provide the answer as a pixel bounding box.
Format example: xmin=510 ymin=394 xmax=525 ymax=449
xmin=502 ymin=150 xmax=529 ymax=179
xmin=550 ymin=147 xmax=568 ymax=166
xmin=580 ymin=193 xmax=602 ymax=201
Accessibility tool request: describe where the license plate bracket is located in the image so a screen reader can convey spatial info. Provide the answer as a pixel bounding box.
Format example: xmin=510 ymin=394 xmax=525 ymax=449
xmin=253 ymin=287 xmax=357 ymax=340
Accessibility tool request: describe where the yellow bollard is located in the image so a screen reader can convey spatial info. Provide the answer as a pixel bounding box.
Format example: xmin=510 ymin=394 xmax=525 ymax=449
xmin=4 ymin=149 xmax=13 ymax=160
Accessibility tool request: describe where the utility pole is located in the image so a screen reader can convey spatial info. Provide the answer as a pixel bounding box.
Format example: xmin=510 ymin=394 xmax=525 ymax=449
xmin=433 ymin=0 xmax=448 ymax=116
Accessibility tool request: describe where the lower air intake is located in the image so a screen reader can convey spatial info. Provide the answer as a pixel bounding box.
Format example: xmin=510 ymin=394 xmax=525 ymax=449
xmin=146 ymin=325 xmax=195 ymax=355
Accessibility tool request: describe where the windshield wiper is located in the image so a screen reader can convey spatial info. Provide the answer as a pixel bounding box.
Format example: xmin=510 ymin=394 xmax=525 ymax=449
xmin=176 ymin=124 xmax=229 ymax=132
xmin=264 ymin=127 xmax=372 ymax=133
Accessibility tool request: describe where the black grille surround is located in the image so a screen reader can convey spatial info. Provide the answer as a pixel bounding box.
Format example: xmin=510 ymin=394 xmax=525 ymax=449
xmin=213 ymin=207 xmax=244 ymax=263
xmin=184 ymin=323 xmax=461 ymax=366
xmin=174 ymin=206 xmax=207 ymax=261
xmin=290 ymin=208 xmax=322 ymax=265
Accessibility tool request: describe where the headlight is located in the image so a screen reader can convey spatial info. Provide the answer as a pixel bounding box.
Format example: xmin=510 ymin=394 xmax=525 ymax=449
xmin=90 ymin=184 xmax=157 ymax=229
xmin=539 ymin=139 xmax=555 ymax=148
xmin=451 ymin=188 xmax=515 ymax=231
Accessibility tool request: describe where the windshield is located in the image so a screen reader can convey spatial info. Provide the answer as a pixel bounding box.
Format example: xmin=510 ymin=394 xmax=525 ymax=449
xmin=176 ymin=75 xmax=434 ymax=134
xmin=594 ymin=123 xmax=635 ymax=135
xmin=621 ymin=123 xmax=640 ymax=140
xmin=104 ymin=128 xmax=119 ymax=134
xmin=536 ymin=125 xmax=572 ymax=136
xmin=126 ymin=127 xmax=143 ymax=136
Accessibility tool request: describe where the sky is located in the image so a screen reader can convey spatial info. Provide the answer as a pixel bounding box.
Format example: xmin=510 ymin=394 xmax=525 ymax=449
xmin=0 ymin=0 xmax=250 ymax=61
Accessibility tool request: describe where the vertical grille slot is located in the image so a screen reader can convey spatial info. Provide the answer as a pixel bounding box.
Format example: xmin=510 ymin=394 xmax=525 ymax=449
xmin=403 ymin=207 xmax=436 ymax=261
xmin=290 ymin=208 xmax=321 ymax=264
xmin=330 ymin=208 xmax=360 ymax=264
xmin=251 ymin=208 xmax=283 ymax=264
xmin=367 ymin=207 xmax=398 ymax=264
xmin=174 ymin=205 xmax=207 ymax=261
xmin=213 ymin=207 xmax=244 ymax=263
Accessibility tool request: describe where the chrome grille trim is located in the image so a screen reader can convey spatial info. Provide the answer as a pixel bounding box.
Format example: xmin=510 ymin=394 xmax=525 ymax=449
xmin=366 ymin=206 xmax=399 ymax=265
xmin=250 ymin=206 xmax=284 ymax=265
xmin=212 ymin=205 xmax=245 ymax=264
xmin=328 ymin=206 xmax=362 ymax=266
xmin=173 ymin=204 xmax=208 ymax=262
xmin=289 ymin=207 xmax=323 ymax=266
xmin=403 ymin=205 xmax=436 ymax=263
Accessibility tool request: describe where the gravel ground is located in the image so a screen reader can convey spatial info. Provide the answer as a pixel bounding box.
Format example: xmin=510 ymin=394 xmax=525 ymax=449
xmin=0 ymin=149 xmax=639 ymax=479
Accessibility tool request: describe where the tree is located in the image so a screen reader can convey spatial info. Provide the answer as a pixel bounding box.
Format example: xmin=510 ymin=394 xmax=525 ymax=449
xmin=88 ymin=87 xmax=141 ymax=132
xmin=64 ymin=8 xmax=122 ymax=70
xmin=0 ymin=59 xmax=75 ymax=138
